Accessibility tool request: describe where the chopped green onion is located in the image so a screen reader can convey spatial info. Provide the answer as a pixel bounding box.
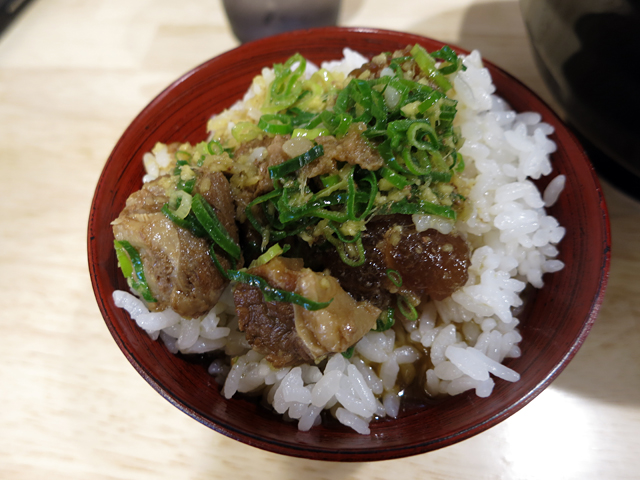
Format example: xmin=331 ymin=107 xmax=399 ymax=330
xmin=258 ymin=114 xmax=294 ymax=135
xmin=173 ymin=159 xmax=188 ymax=176
xmin=263 ymin=53 xmax=307 ymax=114
xmin=227 ymin=269 xmax=332 ymax=311
xmin=431 ymin=45 xmax=466 ymax=75
xmin=175 ymin=150 xmax=192 ymax=162
xmin=417 ymin=91 xmax=445 ymax=114
xmin=380 ymin=167 xmax=411 ymax=189
xmin=386 ymin=269 xmax=403 ymax=288
xmin=286 ymin=107 xmax=318 ymax=127
xmin=356 ymin=170 xmax=378 ymax=221
xmin=452 ymin=152 xmax=465 ymax=173
xmin=378 ymin=138 xmax=411 ymax=175
xmin=292 ymin=127 xmax=329 ymax=140
xmin=402 ymin=148 xmax=431 ymax=176
xmin=410 ymin=44 xmax=452 ymax=91
xmin=430 ymin=150 xmax=450 ymax=173
xmin=191 ymin=194 xmax=241 ymax=261
xmin=177 ymin=177 xmax=196 ymax=194
xmin=209 ymin=245 xmax=230 ymax=279
xmin=374 ymin=307 xmax=395 ymax=331
xmin=346 ymin=168 xmax=357 ymax=221
xmin=328 ymin=223 xmax=361 ymax=244
xmin=342 ymin=346 xmax=355 ymax=359
xmin=319 ymin=110 xmax=353 ymax=137
xmin=320 ymin=174 xmax=341 ymax=189
xmin=378 ymin=198 xmax=457 ymax=220
xmin=114 ymin=240 xmax=157 ymax=303
xmin=168 ymin=190 xmax=193 ymax=219
xmin=114 ymin=240 xmax=133 ymax=278
xmin=333 ymin=83 xmax=352 ymax=114
xmin=250 ymin=243 xmax=290 ymax=268
xmin=308 ymin=208 xmax=349 ymax=224
xmin=325 ymin=229 xmax=365 ymax=267
xmin=245 ymin=189 xmax=283 ymax=245
xmin=387 ymin=119 xmax=414 ymax=150
xmin=430 ymin=170 xmax=453 ymax=183
xmin=207 ymin=140 xmax=224 ymax=155
xmin=407 ymin=121 xmax=439 ymax=152
xmin=268 ymin=144 xmax=324 ymax=181
xmin=161 ymin=204 xmax=207 ymax=238
xmin=397 ymin=295 xmax=418 ymax=321
xmin=232 ymin=121 xmax=264 ymax=143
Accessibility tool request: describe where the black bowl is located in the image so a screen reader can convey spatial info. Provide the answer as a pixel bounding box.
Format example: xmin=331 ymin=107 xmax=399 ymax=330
xmin=520 ymin=0 xmax=640 ymax=197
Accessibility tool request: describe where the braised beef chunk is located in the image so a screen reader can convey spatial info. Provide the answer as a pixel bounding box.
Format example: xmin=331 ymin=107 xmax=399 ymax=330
xmin=234 ymin=258 xmax=314 ymax=368
xmin=324 ymin=215 xmax=470 ymax=305
xmin=309 ymin=123 xmax=384 ymax=175
xmin=231 ymin=125 xmax=384 ymax=217
xmin=112 ymin=173 xmax=236 ymax=318
xmin=323 ymin=216 xmax=410 ymax=309
xmin=233 ymin=257 xmax=380 ymax=368
xmin=230 ymin=135 xmax=290 ymax=218
xmin=382 ymin=225 xmax=470 ymax=301
xmin=234 ymin=285 xmax=315 ymax=368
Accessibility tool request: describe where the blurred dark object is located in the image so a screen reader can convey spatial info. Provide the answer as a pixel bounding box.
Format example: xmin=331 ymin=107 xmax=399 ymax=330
xmin=0 ymin=0 xmax=35 ymax=36
xmin=222 ymin=0 xmax=341 ymax=43
xmin=520 ymin=0 xmax=640 ymax=199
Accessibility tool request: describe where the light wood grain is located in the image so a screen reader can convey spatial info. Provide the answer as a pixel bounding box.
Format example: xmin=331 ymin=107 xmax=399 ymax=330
xmin=1 ymin=0 xmax=638 ymax=478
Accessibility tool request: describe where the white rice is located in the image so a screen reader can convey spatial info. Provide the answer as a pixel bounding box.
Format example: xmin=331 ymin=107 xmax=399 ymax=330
xmin=114 ymin=48 xmax=565 ymax=434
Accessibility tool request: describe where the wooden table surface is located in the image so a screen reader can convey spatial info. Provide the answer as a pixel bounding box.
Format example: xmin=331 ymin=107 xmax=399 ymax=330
xmin=1 ymin=1 xmax=638 ymax=478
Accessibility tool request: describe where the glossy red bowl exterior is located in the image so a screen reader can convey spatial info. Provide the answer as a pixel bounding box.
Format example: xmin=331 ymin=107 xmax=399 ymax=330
xmin=87 ymin=27 xmax=610 ymax=461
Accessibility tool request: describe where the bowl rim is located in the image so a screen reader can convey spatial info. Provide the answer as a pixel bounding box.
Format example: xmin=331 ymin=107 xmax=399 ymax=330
xmin=87 ymin=26 xmax=611 ymax=461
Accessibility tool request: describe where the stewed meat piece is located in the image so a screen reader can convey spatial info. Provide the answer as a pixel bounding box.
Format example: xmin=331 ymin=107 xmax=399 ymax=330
xmin=325 ymin=215 xmax=470 ymax=307
xmin=112 ymin=171 xmax=238 ymax=318
xmin=304 ymin=123 xmax=384 ymax=177
xmin=234 ymin=256 xmax=380 ymax=368
xmin=231 ymin=125 xmax=384 ymax=220
xmin=382 ymin=223 xmax=470 ymax=301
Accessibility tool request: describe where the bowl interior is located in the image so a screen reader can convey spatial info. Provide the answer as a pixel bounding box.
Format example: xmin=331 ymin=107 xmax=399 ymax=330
xmin=88 ymin=27 xmax=610 ymax=461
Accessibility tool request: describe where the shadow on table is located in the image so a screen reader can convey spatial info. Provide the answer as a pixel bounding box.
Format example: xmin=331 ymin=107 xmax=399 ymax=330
xmin=551 ymin=181 xmax=640 ymax=406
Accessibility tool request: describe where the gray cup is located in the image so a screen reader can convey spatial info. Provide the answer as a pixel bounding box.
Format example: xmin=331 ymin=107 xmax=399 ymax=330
xmin=222 ymin=0 xmax=342 ymax=43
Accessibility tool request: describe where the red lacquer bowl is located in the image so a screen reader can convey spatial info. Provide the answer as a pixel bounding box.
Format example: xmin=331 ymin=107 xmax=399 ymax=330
xmin=87 ymin=27 xmax=610 ymax=461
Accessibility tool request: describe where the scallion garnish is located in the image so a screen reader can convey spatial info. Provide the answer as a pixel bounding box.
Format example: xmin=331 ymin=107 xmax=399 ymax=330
xmin=114 ymin=240 xmax=133 ymax=279
xmin=268 ymin=144 xmax=324 ymax=181
xmin=250 ymin=243 xmax=290 ymax=268
xmin=342 ymin=345 xmax=356 ymax=358
xmin=380 ymin=167 xmax=411 ymax=190
xmin=191 ymin=194 xmax=241 ymax=261
xmin=410 ymin=44 xmax=452 ymax=91
xmin=207 ymin=140 xmax=224 ymax=155
xmin=397 ymin=296 xmax=418 ymax=321
xmin=386 ymin=269 xmax=403 ymax=288
xmin=325 ymin=229 xmax=366 ymax=267
xmin=374 ymin=307 xmax=396 ymax=331
xmin=263 ymin=53 xmax=307 ymax=114
xmin=227 ymin=269 xmax=332 ymax=311
xmin=114 ymin=240 xmax=157 ymax=303
xmin=161 ymin=204 xmax=207 ymax=238
xmin=258 ymin=114 xmax=294 ymax=135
